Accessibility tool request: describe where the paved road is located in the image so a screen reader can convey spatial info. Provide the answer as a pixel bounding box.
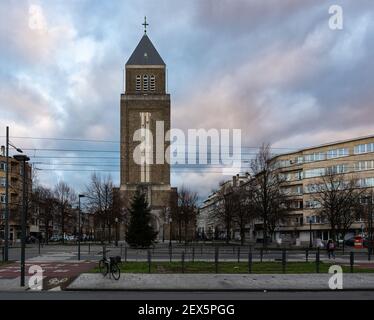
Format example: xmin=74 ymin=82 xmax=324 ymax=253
xmin=0 ymin=260 xmax=96 ymax=290
xmin=0 ymin=290 xmax=374 ymax=300
xmin=0 ymin=261 xmax=95 ymax=279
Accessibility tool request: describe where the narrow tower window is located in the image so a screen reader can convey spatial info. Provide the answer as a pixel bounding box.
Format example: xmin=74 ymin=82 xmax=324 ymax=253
xmin=136 ymin=75 xmax=141 ymax=91
xmin=150 ymin=75 xmax=155 ymax=91
xmin=143 ymin=74 xmax=149 ymax=91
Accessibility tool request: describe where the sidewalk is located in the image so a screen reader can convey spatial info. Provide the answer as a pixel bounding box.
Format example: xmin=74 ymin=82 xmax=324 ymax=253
xmin=67 ymin=273 xmax=374 ymax=291
xmin=0 ymin=277 xmax=28 ymax=292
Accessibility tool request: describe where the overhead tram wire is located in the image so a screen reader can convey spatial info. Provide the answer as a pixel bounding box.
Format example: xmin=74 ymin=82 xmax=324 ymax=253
xmin=0 ymin=136 xmax=120 ymax=143
xmin=14 ymin=147 xmax=369 ymax=158
xmin=19 ymin=148 xmax=294 ymax=155
xmin=8 ymin=139 xmax=374 ymax=166
xmin=29 ymin=155 xmax=120 ymax=159
xmin=34 ymin=168 xmax=249 ymax=174
xmin=3 ymin=135 xmax=299 ymax=151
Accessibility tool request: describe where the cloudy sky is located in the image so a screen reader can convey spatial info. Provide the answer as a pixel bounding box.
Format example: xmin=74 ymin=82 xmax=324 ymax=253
xmin=0 ymin=0 xmax=373 ymax=198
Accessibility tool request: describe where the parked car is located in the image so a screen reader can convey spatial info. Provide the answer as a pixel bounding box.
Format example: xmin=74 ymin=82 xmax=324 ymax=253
xmin=344 ymin=235 xmax=372 ymax=248
xmin=26 ymin=235 xmax=37 ymax=244
xmin=65 ymin=235 xmax=76 ymax=241
xmin=314 ymin=238 xmax=325 ymax=248
xmin=49 ymin=235 xmax=62 ymax=242
xmin=344 ymin=237 xmax=355 ymax=246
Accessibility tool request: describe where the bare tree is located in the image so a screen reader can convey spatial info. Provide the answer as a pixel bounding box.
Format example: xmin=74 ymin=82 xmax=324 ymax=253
xmin=311 ymin=169 xmax=366 ymax=243
xmin=212 ymin=182 xmax=237 ymax=244
xmin=31 ymin=185 xmax=57 ymax=243
xmin=249 ymin=144 xmax=288 ymax=247
xmin=171 ymin=187 xmax=198 ymax=243
xmin=85 ymin=173 xmax=115 ymax=243
xmin=232 ymin=184 xmax=256 ymax=245
xmin=177 ymin=186 xmax=198 ymax=243
xmin=54 ymin=181 xmax=76 ymax=243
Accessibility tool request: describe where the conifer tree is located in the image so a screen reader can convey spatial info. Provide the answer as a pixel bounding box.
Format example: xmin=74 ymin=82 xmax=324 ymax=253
xmin=125 ymin=190 xmax=157 ymax=248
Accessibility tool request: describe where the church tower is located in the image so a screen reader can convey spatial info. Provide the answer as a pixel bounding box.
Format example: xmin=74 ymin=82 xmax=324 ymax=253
xmin=120 ymin=19 xmax=175 ymax=239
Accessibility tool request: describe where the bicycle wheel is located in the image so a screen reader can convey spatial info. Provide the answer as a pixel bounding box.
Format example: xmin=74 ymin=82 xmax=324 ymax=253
xmin=111 ymin=264 xmax=121 ymax=280
xmin=99 ymin=259 xmax=108 ymax=276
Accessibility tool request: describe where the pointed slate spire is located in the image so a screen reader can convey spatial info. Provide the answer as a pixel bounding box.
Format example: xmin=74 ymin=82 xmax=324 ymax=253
xmin=126 ymin=34 xmax=165 ymax=66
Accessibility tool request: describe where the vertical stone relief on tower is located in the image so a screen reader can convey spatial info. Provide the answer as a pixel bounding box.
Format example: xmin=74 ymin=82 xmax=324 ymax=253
xmin=139 ymin=111 xmax=152 ymax=184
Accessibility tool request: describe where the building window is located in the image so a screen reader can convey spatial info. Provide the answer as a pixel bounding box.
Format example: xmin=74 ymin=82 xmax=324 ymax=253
xmin=327 ymin=164 xmax=348 ymax=174
xmin=143 ymin=74 xmax=148 ymax=91
xmin=0 ymin=194 xmax=5 ymax=204
xmin=304 ymin=168 xmax=325 ymax=178
xmin=327 ymin=148 xmax=349 ymax=159
xmin=305 ymin=200 xmax=321 ymax=209
xmin=0 ymin=177 xmax=5 ymax=187
xmin=280 ymin=173 xmax=291 ymax=181
xmin=354 ymin=143 xmax=374 ymax=154
xmin=360 ymin=196 xmax=374 ymax=205
xmin=150 ymin=75 xmax=155 ymax=91
xmin=136 ymin=75 xmax=141 ymax=91
xmin=355 ymin=160 xmax=374 ymax=171
xmin=296 ymin=185 xmax=303 ymax=195
xmin=295 ymin=171 xmax=302 ymax=180
xmin=0 ymin=162 xmax=6 ymax=171
xmin=304 ymin=152 xmax=326 ymax=162
xmin=274 ymin=160 xmax=291 ymax=168
xmin=282 ymin=185 xmax=303 ymax=195
xmin=290 ymin=201 xmax=303 ymax=209
xmin=296 ymin=156 xmax=303 ymax=164
xmin=306 ymin=215 xmax=322 ymax=224
xmin=359 ymin=177 xmax=374 ymax=187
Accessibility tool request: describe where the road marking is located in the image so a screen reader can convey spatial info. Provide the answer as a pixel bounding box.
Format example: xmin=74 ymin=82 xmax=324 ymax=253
xmin=48 ymin=286 xmax=62 ymax=291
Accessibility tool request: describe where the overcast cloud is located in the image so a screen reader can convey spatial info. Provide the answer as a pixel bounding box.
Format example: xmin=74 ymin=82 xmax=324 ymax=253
xmin=0 ymin=0 xmax=373 ymax=199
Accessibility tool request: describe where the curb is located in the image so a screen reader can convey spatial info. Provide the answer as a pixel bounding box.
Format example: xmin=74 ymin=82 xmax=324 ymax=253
xmin=66 ymin=273 xmax=374 ymax=292
xmin=65 ymin=287 xmax=374 ymax=292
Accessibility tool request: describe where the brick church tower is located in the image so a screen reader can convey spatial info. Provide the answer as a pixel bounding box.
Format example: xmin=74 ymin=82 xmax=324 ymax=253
xmin=119 ymin=22 xmax=176 ymax=240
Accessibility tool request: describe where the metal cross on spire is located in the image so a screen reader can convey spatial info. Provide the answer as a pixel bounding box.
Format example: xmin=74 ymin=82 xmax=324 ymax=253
xmin=142 ymin=16 xmax=149 ymax=34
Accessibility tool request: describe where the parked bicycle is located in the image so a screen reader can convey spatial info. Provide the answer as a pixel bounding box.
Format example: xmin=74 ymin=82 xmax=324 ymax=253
xmin=98 ymin=249 xmax=121 ymax=280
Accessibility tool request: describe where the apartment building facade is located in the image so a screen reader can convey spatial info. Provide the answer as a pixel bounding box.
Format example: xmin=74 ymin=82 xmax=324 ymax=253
xmin=0 ymin=154 xmax=32 ymax=242
xmin=271 ymin=135 xmax=374 ymax=245
xmin=198 ymin=135 xmax=374 ymax=245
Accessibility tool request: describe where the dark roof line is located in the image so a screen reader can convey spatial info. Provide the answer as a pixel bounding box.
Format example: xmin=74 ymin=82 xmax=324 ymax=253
xmin=126 ymin=34 xmax=165 ymax=66
xmin=271 ymin=133 xmax=374 ymax=160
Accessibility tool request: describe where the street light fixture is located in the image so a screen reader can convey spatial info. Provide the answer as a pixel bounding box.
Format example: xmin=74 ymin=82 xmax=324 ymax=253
xmin=13 ymin=154 xmax=29 ymax=287
xmin=169 ymin=216 xmax=172 ymax=248
xmin=367 ymin=193 xmax=373 ymax=256
xmin=4 ymin=126 xmax=23 ymax=262
xmin=308 ymin=217 xmax=313 ymax=249
xmin=78 ymin=194 xmax=86 ymax=261
xmin=115 ymin=217 xmax=119 ymax=247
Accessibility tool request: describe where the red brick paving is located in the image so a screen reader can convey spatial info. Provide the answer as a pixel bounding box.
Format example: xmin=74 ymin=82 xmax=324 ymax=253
xmin=0 ymin=261 xmax=97 ymax=279
xmin=355 ymin=263 xmax=374 ymax=269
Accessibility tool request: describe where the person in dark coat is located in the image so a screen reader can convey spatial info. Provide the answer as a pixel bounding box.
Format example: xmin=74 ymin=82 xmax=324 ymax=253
xmin=327 ymin=239 xmax=336 ymax=259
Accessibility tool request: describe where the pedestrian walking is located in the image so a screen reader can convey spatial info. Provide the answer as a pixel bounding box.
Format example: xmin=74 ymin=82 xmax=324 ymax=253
xmin=327 ymin=239 xmax=336 ymax=259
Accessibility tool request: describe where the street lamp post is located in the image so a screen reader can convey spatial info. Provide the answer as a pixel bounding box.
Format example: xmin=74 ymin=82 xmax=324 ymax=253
xmin=369 ymin=195 xmax=373 ymax=242
xmin=115 ymin=217 xmax=119 ymax=247
xmin=169 ymin=217 xmax=172 ymax=248
xmin=309 ymin=218 xmax=313 ymax=249
xmin=4 ymin=126 xmax=23 ymax=262
xmin=78 ymin=194 xmax=85 ymax=261
xmin=13 ymin=154 xmax=29 ymax=287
